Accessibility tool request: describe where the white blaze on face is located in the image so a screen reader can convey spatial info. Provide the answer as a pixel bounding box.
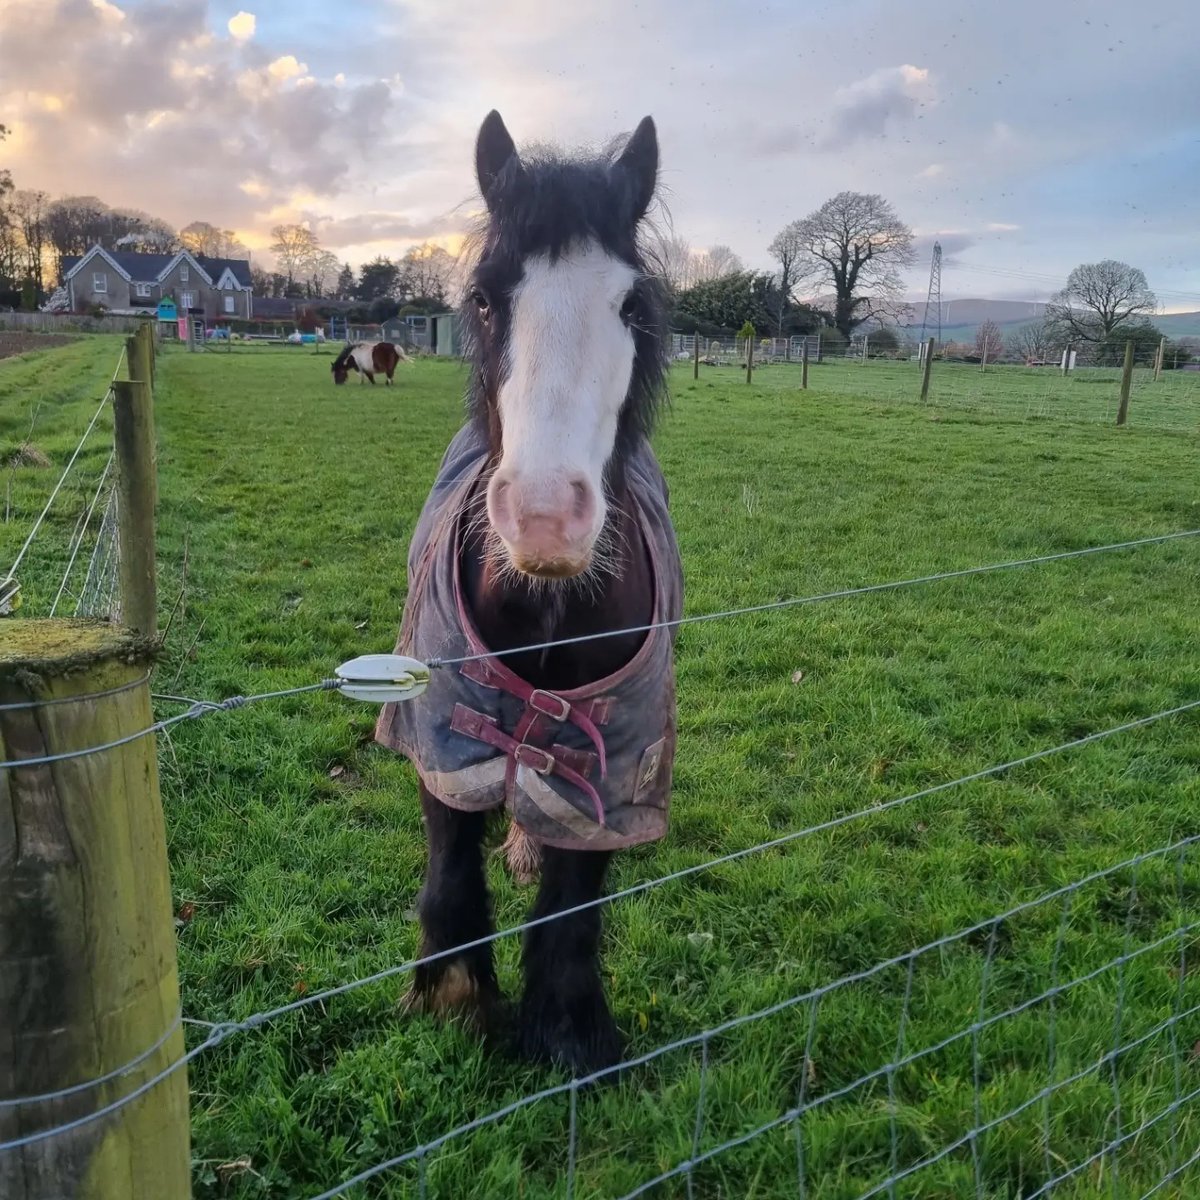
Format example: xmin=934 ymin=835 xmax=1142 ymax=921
xmin=487 ymin=241 xmax=638 ymax=578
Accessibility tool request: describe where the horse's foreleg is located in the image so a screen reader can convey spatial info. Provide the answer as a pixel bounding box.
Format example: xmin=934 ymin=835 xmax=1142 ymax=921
xmin=518 ymin=845 xmax=621 ymax=1074
xmin=365 ymin=371 xmax=376 ymax=384
xmin=405 ymin=785 xmax=500 ymax=1035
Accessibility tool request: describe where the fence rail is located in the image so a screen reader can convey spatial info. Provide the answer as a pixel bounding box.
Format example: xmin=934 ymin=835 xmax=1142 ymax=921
xmin=0 ymin=309 xmax=156 ymax=335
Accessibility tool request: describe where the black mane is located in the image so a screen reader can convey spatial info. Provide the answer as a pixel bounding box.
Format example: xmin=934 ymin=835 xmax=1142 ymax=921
xmin=331 ymin=343 xmax=356 ymax=371
xmin=462 ymin=142 xmax=669 ymax=452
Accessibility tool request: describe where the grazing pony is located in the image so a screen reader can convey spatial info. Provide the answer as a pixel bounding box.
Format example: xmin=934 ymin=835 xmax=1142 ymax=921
xmin=331 ymin=341 xmax=406 ymax=385
xmin=375 ymin=110 xmax=682 ymax=1072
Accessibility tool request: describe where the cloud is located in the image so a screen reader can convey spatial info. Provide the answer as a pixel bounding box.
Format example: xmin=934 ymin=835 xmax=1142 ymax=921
xmin=227 ymin=10 xmax=255 ymax=41
xmin=821 ymin=64 xmax=935 ymax=148
xmin=0 ymin=0 xmax=411 ymax=248
xmin=307 ymin=211 xmax=463 ymax=250
xmin=986 ymin=222 xmax=1021 ymax=233
xmin=918 ymin=163 xmax=945 ymax=179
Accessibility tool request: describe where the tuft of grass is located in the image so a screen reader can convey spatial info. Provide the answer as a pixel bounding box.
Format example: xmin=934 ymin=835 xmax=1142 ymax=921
xmin=13 ymin=339 xmax=1200 ymax=1197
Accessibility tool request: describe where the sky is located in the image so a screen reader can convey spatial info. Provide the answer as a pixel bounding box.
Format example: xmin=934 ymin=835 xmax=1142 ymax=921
xmin=1 ymin=0 xmax=1197 ymax=310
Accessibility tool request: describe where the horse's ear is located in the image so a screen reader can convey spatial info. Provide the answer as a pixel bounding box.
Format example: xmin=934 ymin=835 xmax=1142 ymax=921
xmin=612 ymin=116 xmax=658 ymax=224
xmin=476 ymin=110 xmax=519 ymax=211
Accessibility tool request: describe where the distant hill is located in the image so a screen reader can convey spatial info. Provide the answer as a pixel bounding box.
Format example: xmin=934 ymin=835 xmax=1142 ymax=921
xmin=877 ymin=297 xmax=1200 ymax=345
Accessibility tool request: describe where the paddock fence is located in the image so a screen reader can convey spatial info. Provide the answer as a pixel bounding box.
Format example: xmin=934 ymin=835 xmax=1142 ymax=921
xmin=3 ymin=339 xmax=1200 ymax=1196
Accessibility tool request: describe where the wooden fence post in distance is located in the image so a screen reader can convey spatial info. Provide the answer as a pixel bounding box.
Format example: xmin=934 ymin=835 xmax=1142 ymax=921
xmin=801 ymin=340 xmax=809 ymax=390
xmin=745 ymin=335 xmax=754 ymax=385
xmin=1116 ymin=339 xmax=1135 ymax=426
xmin=920 ymin=338 xmax=935 ymax=401
xmin=0 ymin=620 xmax=191 ymax=1199
xmin=1154 ymin=336 xmax=1166 ymax=382
xmin=693 ymin=332 xmax=700 ymax=381
xmin=112 ymin=379 xmax=157 ymax=638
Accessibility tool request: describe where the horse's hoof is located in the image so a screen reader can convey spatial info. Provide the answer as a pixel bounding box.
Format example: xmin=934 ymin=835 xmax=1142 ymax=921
xmin=516 ymin=997 xmax=625 ymax=1078
xmin=402 ymin=960 xmax=502 ymax=1037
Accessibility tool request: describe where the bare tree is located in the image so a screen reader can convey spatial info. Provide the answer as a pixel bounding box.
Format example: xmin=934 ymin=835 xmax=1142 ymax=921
xmin=778 ymin=192 xmax=915 ymax=338
xmin=112 ymin=212 xmax=178 ymax=254
xmin=305 ymin=249 xmax=341 ymax=298
xmin=180 ymin=221 xmax=247 ymax=259
xmin=270 ymin=223 xmax=319 ymax=287
xmin=767 ymin=221 xmax=806 ymax=332
xmin=975 ymin=319 xmax=1004 ymax=363
xmin=1006 ymin=318 xmax=1055 ymax=363
xmin=10 ymin=189 xmax=48 ymax=292
xmin=1045 ymin=260 xmax=1157 ymax=343
xmin=693 ymin=244 xmax=744 ymax=283
xmin=398 ymin=243 xmax=458 ymax=306
xmin=653 ymin=233 xmax=697 ymax=291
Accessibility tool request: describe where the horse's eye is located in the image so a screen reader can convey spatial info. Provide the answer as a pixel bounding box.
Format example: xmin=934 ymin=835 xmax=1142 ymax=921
xmin=619 ymin=292 xmax=638 ymax=323
xmin=470 ymin=289 xmax=491 ymax=317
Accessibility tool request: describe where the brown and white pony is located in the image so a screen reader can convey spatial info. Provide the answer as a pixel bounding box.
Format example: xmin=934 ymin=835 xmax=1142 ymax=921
xmin=331 ymin=341 xmax=406 ymax=385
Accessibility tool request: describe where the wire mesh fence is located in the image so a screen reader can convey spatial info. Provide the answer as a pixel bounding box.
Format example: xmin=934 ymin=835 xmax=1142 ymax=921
xmin=5 ymin=334 xmax=1200 ymax=1195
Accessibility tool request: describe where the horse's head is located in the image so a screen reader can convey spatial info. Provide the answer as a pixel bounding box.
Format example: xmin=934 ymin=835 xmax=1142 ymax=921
xmin=465 ymin=110 xmax=667 ymax=582
xmin=331 ymin=346 xmax=353 ymax=384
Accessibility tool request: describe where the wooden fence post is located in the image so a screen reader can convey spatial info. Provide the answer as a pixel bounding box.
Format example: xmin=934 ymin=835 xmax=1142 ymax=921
xmin=1116 ymin=339 xmax=1135 ymax=426
xmin=693 ymin=332 xmax=700 ymax=381
xmin=920 ymin=338 xmax=935 ymax=401
xmin=862 ymin=336 xmax=869 ymax=365
xmin=112 ymin=380 xmax=157 ymax=638
xmin=980 ymin=343 xmax=989 ymax=373
xmin=801 ymin=340 xmax=809 ymax=390
xmin=0 ymin=621 xmax=191 ymax=1199
xmin=1062 ymin=344 xmax=1074 ymax=376
xmin=745 ymin=335 xmax=754 ymax=385
xmin=1154 ymin=337 xmax=1166 ymax=382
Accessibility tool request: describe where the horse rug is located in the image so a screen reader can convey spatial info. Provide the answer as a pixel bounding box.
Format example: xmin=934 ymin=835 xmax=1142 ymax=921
xmin=375 ymin=422 xmax=683 ymax=851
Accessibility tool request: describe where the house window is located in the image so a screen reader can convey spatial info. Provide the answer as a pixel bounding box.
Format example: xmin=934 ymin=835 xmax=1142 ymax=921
xmin=224 ymin=295 xmax=236 ymax=314
xmin=180 ymin=291 xmax=195 ymax=310
xmin=93 ymin=272 xmax=107 ymax=294
xmin=180 ymin=264 xmax=189 ymax=282
xmin=135 ymin=282 xmax=152 ymax=298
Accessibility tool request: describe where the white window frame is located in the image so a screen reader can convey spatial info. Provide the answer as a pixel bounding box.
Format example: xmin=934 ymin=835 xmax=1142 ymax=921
xmin=180 ymin=290 xmax=195 ymax=310
xmin=180 ymin=264 xmax=189 ymax=282
xmin=135 ymin=282 xmax=152 ymax=298
xmin=223 ymin=295 xmax=236 ymax=314
xmin=92 ymin=272 xmax=108 ymax=294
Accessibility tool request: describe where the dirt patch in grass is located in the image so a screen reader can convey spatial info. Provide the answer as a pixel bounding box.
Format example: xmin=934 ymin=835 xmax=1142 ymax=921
xmin=0 ymin=331 xmax=81 ymax=360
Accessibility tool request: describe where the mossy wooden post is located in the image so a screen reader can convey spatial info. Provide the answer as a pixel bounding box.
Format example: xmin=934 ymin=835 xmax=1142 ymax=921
xmin=0 ymin=620 xmax=190 ymax=1199
xmin=111 ymin=380 xmax=157 ymax=638
xmin=693 ymin=332 xmax=700 ymax=380
xmin=1154 ymin=336 xmax=1166 ymax=382
xmin=920 ymin=338 xmax=935 ymax=402
xmin=801 ymin=340 xmax=809 ymax=389
xmin=745 ymin=334 xmax=753 ymax=385
xmin=1116 ymin=339 xmax=1135 ymax=426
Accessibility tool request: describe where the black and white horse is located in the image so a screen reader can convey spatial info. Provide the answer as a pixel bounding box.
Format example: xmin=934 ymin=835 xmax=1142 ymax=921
xmin=380 ymin=111 xmax=680 ymax=1074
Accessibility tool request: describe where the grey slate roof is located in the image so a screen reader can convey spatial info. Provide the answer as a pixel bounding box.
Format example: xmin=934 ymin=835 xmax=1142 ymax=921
xmin=62 ymin=249 xmax=252 ymax=288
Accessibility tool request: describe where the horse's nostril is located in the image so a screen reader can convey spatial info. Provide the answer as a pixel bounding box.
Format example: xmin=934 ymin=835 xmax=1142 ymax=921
xmin=570 ymin=479 xmax=592 ymax=522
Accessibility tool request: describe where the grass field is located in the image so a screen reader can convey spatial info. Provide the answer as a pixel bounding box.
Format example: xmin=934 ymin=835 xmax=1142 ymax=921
xmin=5 ymin=337 xmax=1200 ymax=1197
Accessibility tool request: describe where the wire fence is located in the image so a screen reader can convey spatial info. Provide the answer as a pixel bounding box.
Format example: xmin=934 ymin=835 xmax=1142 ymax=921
xmin=1 ymin=344 xmax=125 ymax=617
xmin=4 ymin=516 xmax=1200 ymax=1194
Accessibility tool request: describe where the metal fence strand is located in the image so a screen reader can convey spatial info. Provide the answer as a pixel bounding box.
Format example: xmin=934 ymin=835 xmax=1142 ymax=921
xmin=429 ymin=528 xmax=1200 ymax=669
xmin=206 ymin=697 xmax=1200 ymax=1028
xmin=294 ymin=836 xmax=1200 ymax=1198
xmin=1 ymin=389 xmax=114 ymax=590
xmin=0 ymin=1011 xmax=182 ymax=1110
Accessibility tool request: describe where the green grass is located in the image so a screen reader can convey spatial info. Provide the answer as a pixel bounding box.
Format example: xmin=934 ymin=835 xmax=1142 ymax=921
xmin=9 ymin=338 xmax=1200 ymax=1197
xmin=0 ymin=335 xmax=125 ymax=605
